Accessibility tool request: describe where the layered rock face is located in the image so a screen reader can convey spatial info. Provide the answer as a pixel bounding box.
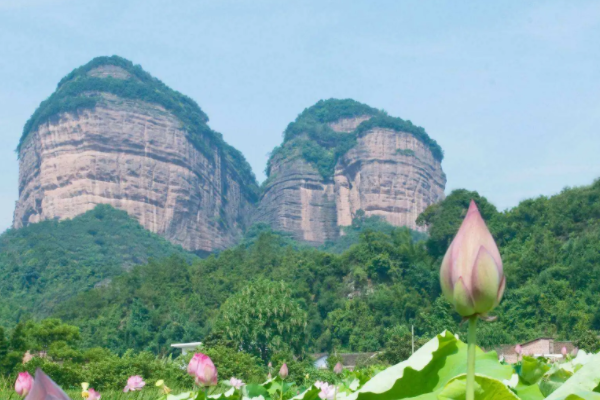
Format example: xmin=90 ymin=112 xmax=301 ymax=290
xmin=14 ymin=59 xmax=257 ymax=253
xmin=334 ymin=127 xmax=446 ymax=231
xmin=255 ymin=100 xmax=446 ymax=244
xmin=253 ymin=149 xmax=338 ymax=246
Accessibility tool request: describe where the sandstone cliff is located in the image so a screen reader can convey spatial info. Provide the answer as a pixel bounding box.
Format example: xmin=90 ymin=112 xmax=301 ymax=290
xmin=14 ymin=56 xmax=258 ymax=253
xmin=255 ymin=99 xmax=446 ymax=244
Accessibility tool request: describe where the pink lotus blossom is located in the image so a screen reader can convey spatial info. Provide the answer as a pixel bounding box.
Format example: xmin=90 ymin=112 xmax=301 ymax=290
xmin=229 ymin=377 xmax=244 ymax=389
xmin=15 ymin=372 xmax=33 ymax=397
xmin=515 ymin=345 xmax=522 ymax=355
xmin=25 ymin=369 xmax=69 ymax=399
xmin=279 ymin=363 xmax=288 ymax=379
xmin=318 ymin=383 xmax=335 ymax=400
xmin=188 ymin=353 xmax=218 ymax=386
xmin=88 ymin=388 xmax=101 ymax=400
xmin=123 ymin=376 xmax=145 ymax=392
xmin=561 ymin=346 xmax=568 ymax=357
xmin=440 ymin=201 xmax=505 ymax=317
xmin=333 ymin=362 xmax=343 ymax=374
xmin=314 ymin=381 xmax=325 ymax=389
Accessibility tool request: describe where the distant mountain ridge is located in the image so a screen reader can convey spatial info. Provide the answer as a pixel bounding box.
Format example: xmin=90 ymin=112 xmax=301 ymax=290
xmin=13 ymin=56 xmax=446 ymax=250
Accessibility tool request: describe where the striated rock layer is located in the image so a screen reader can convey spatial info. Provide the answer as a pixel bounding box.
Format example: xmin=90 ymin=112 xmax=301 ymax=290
xmin=255 ymin=101 xmax=446 ymax=245
xmin=334 ymin=126 xmax=446 ymax=230
xmin=14 ymin=60 xmax=257 ymax=253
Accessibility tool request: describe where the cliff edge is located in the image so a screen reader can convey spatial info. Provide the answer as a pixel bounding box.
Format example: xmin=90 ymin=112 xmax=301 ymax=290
xmin=14 ymin=56 xmax=259 ymax=253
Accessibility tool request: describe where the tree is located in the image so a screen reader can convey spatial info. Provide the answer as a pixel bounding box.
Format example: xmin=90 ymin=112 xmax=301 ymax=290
xmin=10 ymin=322 xmax=27 ymax=353
xmin=24 ymin=319 xmax=80 ymax=351
xmin=215 ymin=280 xmax=308 ymax=361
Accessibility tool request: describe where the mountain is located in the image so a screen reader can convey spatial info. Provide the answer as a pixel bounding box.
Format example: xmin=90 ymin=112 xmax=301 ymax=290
xmin=13 ymin=56 xmax=259 ymax=254
xmin=254 ymin=99 xmax=446 ymax=245
xmin=0 ymin=205 xmax=195 ymax=326
xmin=12 ymin=57 xmax=447 ymax=250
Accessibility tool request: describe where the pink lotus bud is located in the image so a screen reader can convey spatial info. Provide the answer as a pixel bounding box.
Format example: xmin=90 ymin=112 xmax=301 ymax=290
xmin=88 ymin=388 xmax=101 ymax=400
xmin=229 ymin=377 xmax=244 ymax=389
xmin=333 ymin=362 xmax=343 ymax=374
xmin=267 ymin=372 xmax=272 ymax=380
xmin=440 ymin=200 xmax=505 ymax=317
xmin=123 ymin=375 xmax=145 ymax=392
xmin=188 ymin=353 xmax=218 ymax=386
xmin=318 ymin=383 xmax=335 ymax=400
xmin=515 ymin=345 xmax=522 ymax=355
xmin=279 ymin=363 xmax=288 ymax=379
xmin=268 ymin=362 xmax=273 ymax=368
xmin=561 ymin=346 xmax=568 ymax=357
xmin=15 ymin=372 xmax=33 ymax=397
xmin=572 ymin=347 xmax=579 ymax=356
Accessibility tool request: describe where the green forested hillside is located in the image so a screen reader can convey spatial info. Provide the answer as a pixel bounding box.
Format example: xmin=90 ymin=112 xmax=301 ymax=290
xmin=0 ymin=205 xmax=195 ymax=326
xmin=1 ymin=180 xmax=599 ymax=359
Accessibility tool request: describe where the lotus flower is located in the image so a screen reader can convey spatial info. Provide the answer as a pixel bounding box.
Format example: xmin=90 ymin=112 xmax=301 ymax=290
xmin=440 ymin=200 xmax=505 ymax=318
xmin=88 ymin=388 xmax=101 ymax=400
xmin=15 ymin=372 xmax=33 ymax=397
xmin=230 ymin=377 xmax=244 ymax=389
xmin=318 ymin=383 xmax=335 ymax=400
xmin=561 ymin=346 xmax=568 ymax=357
xmin=279 ymin=363 xmax=288 ymax=379
xmin=188 ymin=353 xmax=218 ymax=386
xmin=515 ymin=344 xmax=522 ymax=355
xmin=572 ymin=347 xmax=579 ymax=356
xmin=24 ymin=369 xmax=69 ymax=400
xmin=333 ymin=362 xmax=343 ymax=374
xmin=314 ymin=381 xmax=325 ymax=389
xmin=123 ymin=376 xmax=145 ymax=392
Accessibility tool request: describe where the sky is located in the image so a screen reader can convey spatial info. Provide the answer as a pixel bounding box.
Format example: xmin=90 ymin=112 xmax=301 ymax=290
xmin=1 ymin=0 xmax=599 ymax=232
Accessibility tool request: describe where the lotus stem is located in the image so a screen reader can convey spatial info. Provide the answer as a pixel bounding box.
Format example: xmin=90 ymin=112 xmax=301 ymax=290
xmin=466 ymin=316 xmax=477 ymax=400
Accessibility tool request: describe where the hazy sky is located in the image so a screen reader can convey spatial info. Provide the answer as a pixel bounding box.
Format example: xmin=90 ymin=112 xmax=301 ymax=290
xmin=1 ymin=0 xmax=599 ymax=232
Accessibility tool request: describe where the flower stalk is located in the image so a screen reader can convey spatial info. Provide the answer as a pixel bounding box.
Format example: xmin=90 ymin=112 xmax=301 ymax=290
xmin=466 ymin=316 xmax=477 ymax=400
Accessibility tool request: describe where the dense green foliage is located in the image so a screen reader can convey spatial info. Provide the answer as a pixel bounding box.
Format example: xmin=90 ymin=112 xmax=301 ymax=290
xmin=214 ymin=280 xmax=308 ymax=361
xmin=54 ymin=179 xmax=600 ymax=356
xmin=1 ymin=177 xmax=600 ymax=380
xmin=266 ymin=99 xmax=443 ymax=179
xmin=0 ymin=205 xmax=195 ymax=326
xmin=19 ymin=55 xmax=258 ymax=199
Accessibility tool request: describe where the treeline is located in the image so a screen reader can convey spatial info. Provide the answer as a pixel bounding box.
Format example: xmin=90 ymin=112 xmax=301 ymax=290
xmin=57 ymin=179 xmax=600 ymax=357
xmin=1 ymin=179 xmax=600 ymax=367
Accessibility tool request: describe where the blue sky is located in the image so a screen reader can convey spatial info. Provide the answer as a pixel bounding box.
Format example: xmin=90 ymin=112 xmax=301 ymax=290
xmin=1 ymin=0 xmax=599 ymax=232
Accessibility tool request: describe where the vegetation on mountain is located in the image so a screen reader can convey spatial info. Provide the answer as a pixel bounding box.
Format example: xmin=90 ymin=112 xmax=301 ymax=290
xmin=0 ymin=178 xmax=599 ymax=391
xmin=18 ymin=55 xmax=258 ymax=199
xmin=0 ymin=205 xmax=195 ymax=326
xmin=266 ymin=99 xmax=443 ymax=180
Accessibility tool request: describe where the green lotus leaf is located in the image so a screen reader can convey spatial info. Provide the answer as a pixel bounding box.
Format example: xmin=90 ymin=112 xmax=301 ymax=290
xmin=346 ymin=331 xmax=512 ymax=400
xmin=438 ymin=374 xmax=519 ymax=400
xmin=546 ymin=352 xmax=600 ymax=400
xmin=539 ymin=366 xmax=574 ymax=397
xmin=519 ymin=356 xmax=551 ymax=385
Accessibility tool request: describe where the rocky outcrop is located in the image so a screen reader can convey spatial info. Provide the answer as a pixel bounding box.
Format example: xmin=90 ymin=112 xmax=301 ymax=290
xmin=14 ymin=59 xmax=258 ymax=253
xmin=334 ymin=127 xmax=446 ymax=230
xmin=255 ymin=100 xmax=446 ymax=244
xmin=253 ymin=149 xmax=338 ymax=246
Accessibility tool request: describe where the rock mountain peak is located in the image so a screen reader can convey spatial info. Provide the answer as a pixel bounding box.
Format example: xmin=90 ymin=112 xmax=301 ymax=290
xmin=14 ymin=56 xmax=446 ymax=252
